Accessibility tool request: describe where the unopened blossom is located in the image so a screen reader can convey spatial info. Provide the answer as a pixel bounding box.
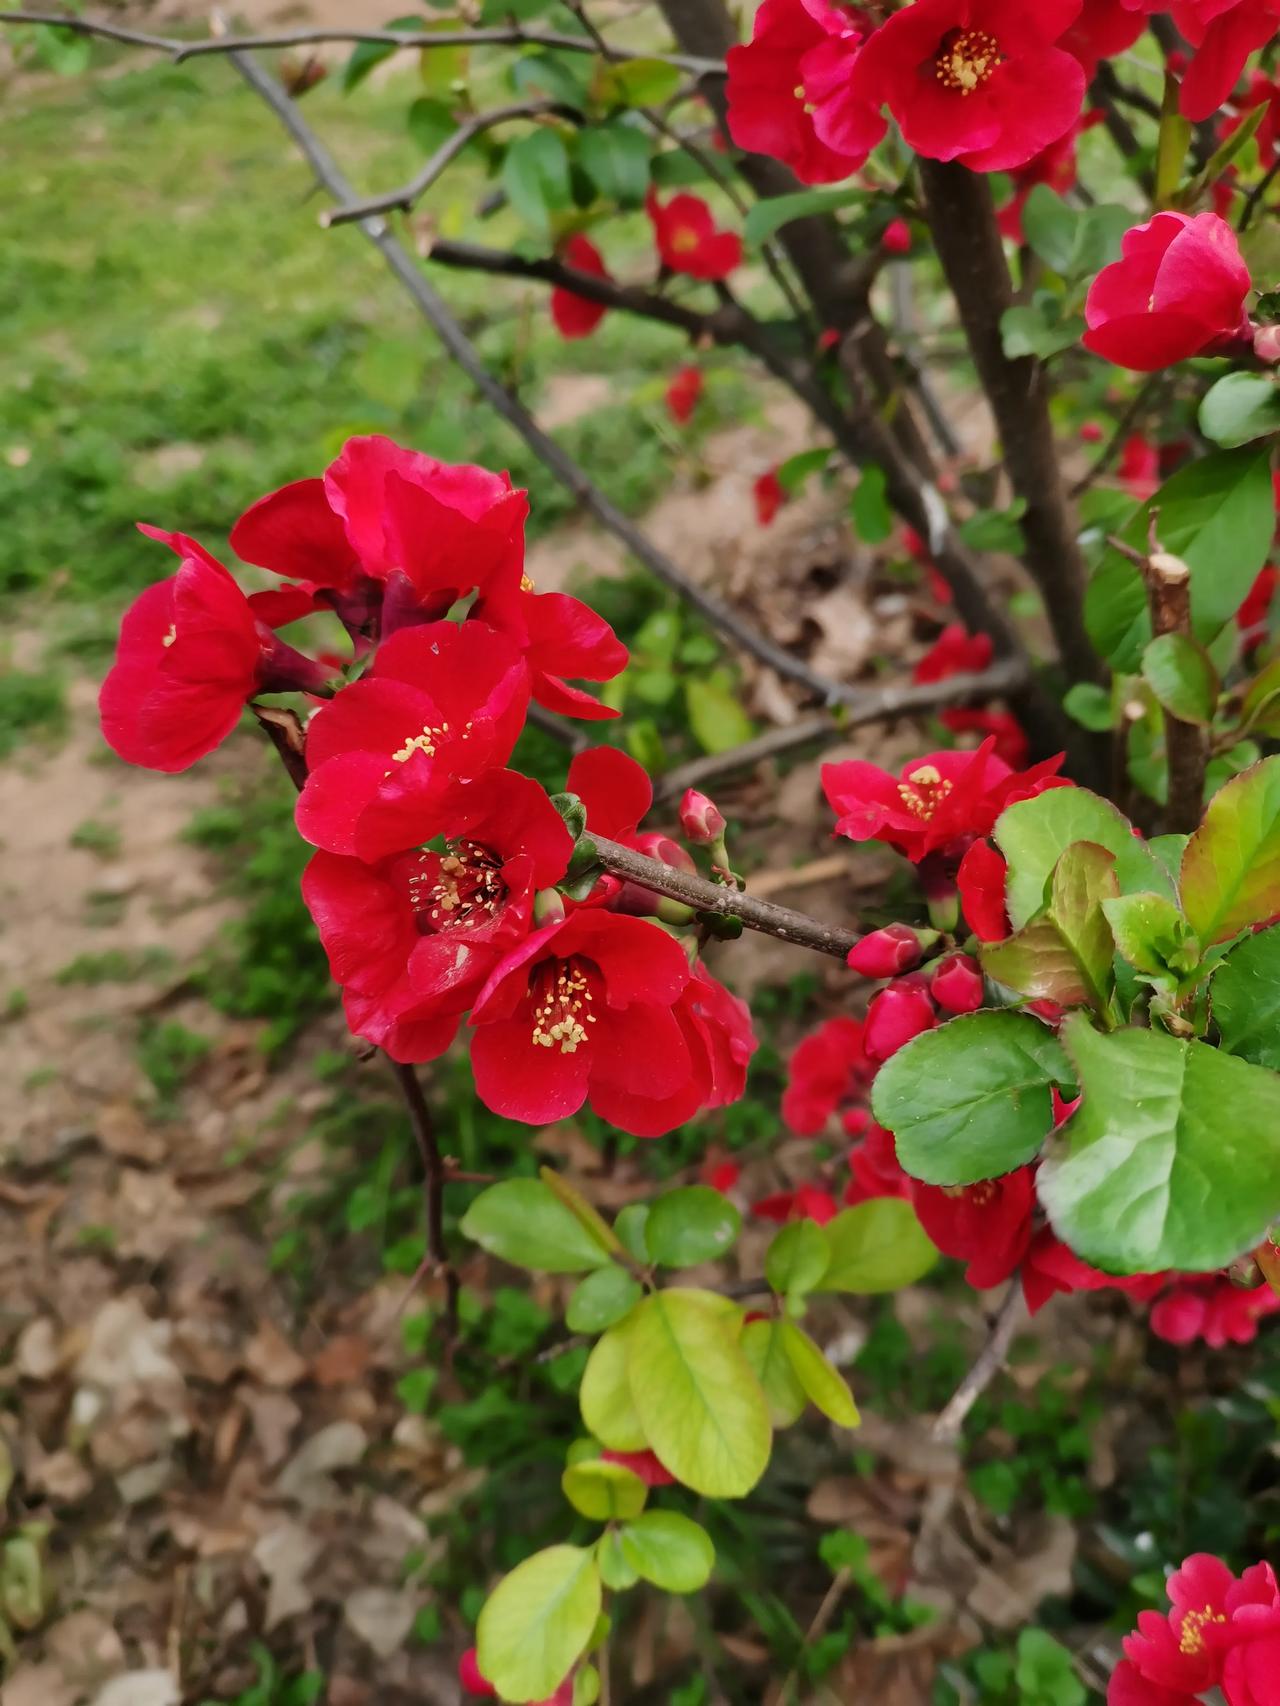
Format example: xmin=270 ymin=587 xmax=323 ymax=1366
xmin=678 ymin=788 xmax=726 ymax=845
xmin=940 ymin=708 xmax=1030 ymax=769
xmin=550 ymin=233 xmax=611 ymax=339
xmin=1149 ymin=1275 xmax=1280 ymax=1348
xmin=665 ymin=364 xmax=704 ymax=425
xmin=847 ymin=925 xmax=926 ymax=980
xmin=863 ymin=976 xmax=937 ymax=1063
xmin=930 ymin=952 xmax=984 ymax=1014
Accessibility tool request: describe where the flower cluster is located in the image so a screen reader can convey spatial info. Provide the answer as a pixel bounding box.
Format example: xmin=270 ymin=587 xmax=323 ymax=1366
xmin=1109 ymin=1553 xmax=1280 ymax=1705
xmin=99 ymin=436 xmax=756 ymax=1137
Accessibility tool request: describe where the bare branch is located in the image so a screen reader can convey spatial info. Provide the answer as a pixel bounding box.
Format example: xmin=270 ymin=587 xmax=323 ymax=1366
xmin=389 ymin=1060 xmax=461 ymax=1345
xmin=932 ymin=1280 xmax=1024 ymax=1443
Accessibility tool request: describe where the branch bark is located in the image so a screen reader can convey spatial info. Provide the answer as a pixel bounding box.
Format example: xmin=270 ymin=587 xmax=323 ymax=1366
xmin=917 ymin=160 xmax=1100 ymax=687
xmin=389 ymin=1060 xmax=461 ymax=1342
xmin=932 ymin=1280 xmax=1024 ymax=1443
xmin=1142 ymin=548 xmax=1208 ymax=834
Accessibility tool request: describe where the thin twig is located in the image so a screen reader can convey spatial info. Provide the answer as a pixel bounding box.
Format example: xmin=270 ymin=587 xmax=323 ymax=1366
xmin=589 ymin=833 xmax=860 ymax=958
xmin=932 ymin=1280 xmax=1024 ymax=1443
xmin=0 ymin=10 xmax=725 ymax=73
xmin=1240 ymin=153 xmax=1280 ymax=232
xmin=389 ymin=1060 xmax=462 ymax=1345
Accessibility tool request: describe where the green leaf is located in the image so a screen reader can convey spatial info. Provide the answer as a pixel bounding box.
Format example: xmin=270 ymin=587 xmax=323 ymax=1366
xmin=1015 ymin=1629 xmax=1086 ymax=1706
xmin=510 ymin=50 xmax=589 ymax=109
xmin=596 ymin=1529 xmax=639 ymax=1591
xmin=406 ymin=97 xmax=458 ymax=158
xmin=1104 ymin=892 xmax=1198 ymax=978
xmin=341 ymin=15 xmax=421 ymax=91
xmin=1085 ymin=445 xmax=1277 ymax=671
xmin=561 ymin=1460 xmax=648 ymax=1522
xmin=685 ymin=678 xmax=754 ymax=755
xmin=983 ymin=841 xmax=1120 ymax=1012
xmin=872 ymin=1012 xmax=1073 ymax=1187
xmin=566 ymin=1266 xmax=643 ymax=1333
xmin=819 ymin=1199 xmax=939 ymax=1293
xmin=644 ymin=1186 xmax=741 ymax=1268
xmin=598 ymin=57 xmax=684 ymax=109
xmin=1067 ymin=203 xmax=1132 ymax=278
xmin=994 ymin=787 xmax=1174 ymax=929
xmin=540 ymin=1167 xmax=623 ymax=1258
xmin=1142 ymin=632 xmax=1219 ymax=724
xmin=1020 ymin=184 xmax=1077 ymax=274
xmin=461 ymin=1179 xmax=613 ymax=1273
xmin=1181 ymin=757 xmax=1280 ymax=944
xmin=614 ymin=1204 xmax=649 ymax=1264
xmin=850 ymin=463 xmax=892 ymax=544
xmin=1063 ymin=682 xmax=1114 ymax=732
xmin=1038 ymin=1013 xmax=1280 ymax=1272
xmin=502 ymin=128 xmax=573 ymax=236
xmin=580 ymin=1320 xmax=648 ymax=1451
xmin=1212 ymin=924 xmax=1280 ymax=1070
xmin=776 ymin=446 xmax=832 ymax=495
xmin=740 ymin=1318 xmax=807 ymax=1427
xmin=1199 ymin=373 xmax=1280 ymax=449
xmin=574 ymin=1666 xmax=601 ymax=1706
xmin=1000 ymin=299 xmax=1084 ymax=361
xmin=765 ymin=1221 xmax=830 ymax=1300
xmin=959 ymin=500 xmax=1027 ymax=555
xmin=743 ymin=185 xmax=865 ymax=247
xmin=576 ymin=118 xmax=650 ymax=207
xmin=1241 ymin=657 xmax=1280 ymax=737
xmin=779 ymin=1322 xmax=860 ymax=1427
xmin=625 ymin=1290 xmax=771 ymax=1497
xmin=617 ymin=1511 xmax=715 ymax=1593
xmin=476 ymin=1545 xmax=601 ymax=1705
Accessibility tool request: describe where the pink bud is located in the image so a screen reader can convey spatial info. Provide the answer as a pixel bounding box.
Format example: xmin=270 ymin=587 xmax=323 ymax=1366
xmin=847 ymin=924 xmax=924 ymax=979
xmin=679 ymin=788 xmax=727 ymax=844
xmin=863 ymin=977 xmax=936 ymax=1063
xmin=881 ymin=217 xmax=912 ymax=256
xmin=929 ymin=952 xmax=984 ymax=1015
xmin=1254 ymin=324 xmax=1280 ymax=365
xmin=1079 ymin=422 xmax=1104 ymax=444
xmin=458 ymin=1650 xmax=496 ymax=1698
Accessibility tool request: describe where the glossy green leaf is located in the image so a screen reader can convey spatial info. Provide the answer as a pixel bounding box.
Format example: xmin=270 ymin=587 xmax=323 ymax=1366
xmin=614 ymin=1203 xmax=650 ymax=1264
xmin=598 ymin=56 xmax=683 ymax=109
xmin=406 ymin=97 xmax=459 ymax=158
xmin=765 ymin=1220 xmax=830 ymax=1299
xmin=477 ymin=1545 xmax=601 ymax=1705
xmin=540 ymin=1167 xmax=623 ymax=1257
xmin=818 ymin=1199 xmax=939 ymax=1293
xmin=625 ymin=1289 xmax=771 ymax=1497
xmin=1181 ymin=757 xmax=1280 ymax=944
xmin=580 ymin=1320 xmax=648 ymax=1451
xmin=1212 ymin=924 xmax=1280 ymax=1070
xmin=1038 ymin=1014 xmax=1280 ymax=1272
xmin=872 ymin=1012 xmax=1073 ymax=1186
xmin=1199 ymin=373 xmax=1280 ymax=449
xmin=618 ymin=1511 xmax=715 ymax=1593
xmin=576 ymin=118 xmax=650 ymax=207
xmin=502 ymin=128 xmax=573 ymax=236
xmin=1241 ymin=656 xmax=1280 ymax=737
xmin=1000 ymin=298 xmax=1084 ymax=361
xmin=566 ymin=1266 xmax=643 ymax=1334
xmin=645 ymin=1186 xmax=741 ymax=1268
xmin=1085 ymin=445 xmax=1276 ymax=671
xmin=510 ymin=50 xmax=589 ymax=109
xmin=740 ymin=1318 xmax=807 ymax=1427
xmin=779 ymin=1322 xmax=860 ymax=1427
xmin=994 ymin=788 xmax=1174 ymax=928
xmin=983 ymin=841 xmax=1119 ymax=1012
xmin=461 ymin=1180 xmax=613 ymax=1273
xmin=1020 ymin=184 xmax=1077 ymax=273
xmin=561 ymin=1460 xmax=648 ymax=1522
xmin=1104 ymin=891 xmax=1197 ymax=978
xmin=777 ymin=445 xmax=833 ymax=495
xmin=743 ymin=184 xmax=865 ymax=246
xmin=958 ymin=500 xmax=1027 ymax=555
xmin=595 ymin=1529 xmax=639 ymax=1591
xmin=850 ymin=463 xmax=892 ymax=543
xmin=1064 ymin=682 xmax=1114 ymax=732
xmin=1142 ymin=633 xmax=1219 ymax=724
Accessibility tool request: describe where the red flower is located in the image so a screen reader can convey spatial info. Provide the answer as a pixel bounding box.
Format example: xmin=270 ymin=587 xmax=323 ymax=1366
xmin=302 ymin=768 xmax=572 ymax=1063
xmin=823 ymin=737 xmax=1068 ymax=864
xmin=846 ymin=0 xmax=1088 ymax=174
xmin=956 ymin=838 xmax=1010 ymax=941
xmin=1237 ymin=565 xmax=1279 ymax=649
xmin=1061 ymin=0 xmax=1145 ymax=76
xmin=608 ymin=962 xmax=757 ymax=1137
xmin=665 ymin=364 xmax=704 ymax=425
xmin=752 ymin=1184 xmax=840 ymax=1225
xmin=726 ymin=0 xmax=884 ymax=184
xmin=1150 ymin=1276 xmax=1280 ymax=1348
xmin=1106 ymin=1661 xmax=1187 ymax=1706
xmin=1118 ymin=433 xmax=1161 ymax=500
xmin=1223 ymin=1565 xmax=1280 ymax=1706
xmin=881 ymin=217 xmax=913 ymax=256
xmin=1084 ymin=212 xmax=1253 ymax=372
xmin=294 ymin=622 xmax=530 ymax=861
xmin=679 ymin=788 xmax=726 ymax=845
xmin=100 ymin=527 xmax=330 ymax=774
xmin=550 ymin=234 xmax=610 ymax=339
xmin=565 ymin=745 xmax=694 ymax=912
xmin=848 ymin=924 xmax=925 ymax=979
xmin=489 ymin=584 xmax=628 ymax=721
xmin=863 ymin=976 xmax=938 ymax=1062
xmin=467 ymin=909 xmax=694 ymax=1133
xmin=458 ymin=1649 xmax=571 ymax=1706
xmin=1121 ymin=1553 xmax=1238 ymax=1696
xmin=782 ymin=1016 xmax=871 ymax=1136
xmin=913 ymin=623 xmax=994 ymax=684
xmin=646 ymin=190 xmax=742 ymax=281
xmin=940 ymin=708 xmax=1030 ymax=769
xmin=844 ymin=1121 xmax=912 ymax=1204
xmin=754 ymin=468 xmax=786 ymax=527
xmin=1172 ymin=0 xmax=1280 ymax=122
xmin=1021 ymin=1229 xmax=1165 ymax=1315
xmin=910 ymin=1168 xmax=1035 ymax=1290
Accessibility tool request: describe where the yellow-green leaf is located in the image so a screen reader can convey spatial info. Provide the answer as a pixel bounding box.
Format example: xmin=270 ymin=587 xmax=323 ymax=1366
xmin=561 ymin=1460 xmax=647 ymax=1523
xmin=780 ymin=1322 xmax=860 ymax=1428
xmin=618 ymin=1510 xmax=715 ymax=1593
xmin=580 ymin=1320 xmax=648 ymax=1452
xmin=477 ymin=1545 xmax=601 ymax=1705
xmin=819 ymin=1199 xmax=939 ymax=1293
xmin=740 ymin=1317 xmax=807 ymax=1427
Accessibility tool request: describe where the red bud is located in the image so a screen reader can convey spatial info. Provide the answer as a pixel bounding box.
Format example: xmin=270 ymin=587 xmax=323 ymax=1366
xmin=847 ymin=924 xmax=924 ymax=979
xmin=863 ymin=977 xmax=936 ymax=1062
xmin=679 ymin=788 xmax=727 ymax=844
xmin=929 ymin=952 xmax=984 ymax=1015
xmin=1255 ymin=324 xmax=1280 ymax=365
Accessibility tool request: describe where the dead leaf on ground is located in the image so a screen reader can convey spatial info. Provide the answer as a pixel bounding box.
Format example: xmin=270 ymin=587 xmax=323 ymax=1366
xmin=344 ymin=1585 xmax=419 ymax=1659
xmin=254 ymin=1519 xmax=323 ymax=1630
xmin=276 ymin=1419 xmax=367 ymax=1507
xmin=311 ymin=1333 xmax=372 ymax=1389
xmin=75 ymin=1297 xmax=183 ymax=1393
xmin=3 ymin=1663 xmax=79 ymax=1706
xmin=244 ymin=1318 xmax=309 ymax=1390
xmin=92 ymin=1672 xmax=180 ymax=1706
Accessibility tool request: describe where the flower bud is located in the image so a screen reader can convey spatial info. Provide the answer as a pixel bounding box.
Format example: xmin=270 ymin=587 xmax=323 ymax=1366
xmin=881 ymin=216 xmax=912 ymax=256
xmin=458 ymin=1650 xmax=496 ymax=1698
xmin=847 ymin=924 xmax=925 ymax=979
xmin=863 ymin=976 xmax=936 ymax=1063
xmin=1254 ymin=324 xmax=1280 ymax=365
xmin=679 ymin=788 xmax=727 ymax=845
xmin=929 ymin=952 xmax=984 ymax=1015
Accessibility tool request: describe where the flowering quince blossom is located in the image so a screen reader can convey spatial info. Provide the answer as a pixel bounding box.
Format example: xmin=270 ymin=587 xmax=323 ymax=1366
xmin=665 ymin=364 xmax=704 ymax=426
xmin=550 ymin=233 xmax=610 ymax=339
xmin=939 ymin=707 xmax=1031 ymax=768
xmin=458 ymin=1648 xmax=572 ymax=1704
xmin=1060 ymin=0 xmax=1145 ymax=76
xmin=754 ymin=468 xmax=786 ymax=527
xmin=844 ymin=1120 xmax=913 ymax=1204
xmin=1021 ymin=1227 xmax=1165 ymax=1314
xmin=466 ymin=908 xmax=696 ymax=1133
xmin=1150 ymin=1275 xmax=1280 ymax=1348
xmin=823 ymin=736 xmax=1068 ymax=865
xmin=863 ymin=975 xmax=938 ymax=1062
xmin=912 ymin=622 xmax=994 ymax=685
xmin=911 ymin=1167 xmax=1036 ymax=1290
xmin=99 ymin=526 xmax=331 ymax=773
xmin=781 ymin=1014 xmax=871 ymax=1135
xmin=752 ymin=1182 xmax=841 ymax=1225
xmin=1083 ymin=212 xmax=1254 ymax=372
xmin=846 ymin=0 xmax=1089 ymax=174
xmin=1163 ymin=0 xmax=1280 ymax=122
xmin=565 ymin=744 xmax=695 ymax=913
xmin=645 ymin=189 xmax=742 ymax=281
xmin=880 ymin=216 xmax=913 ymax=255
xmin=725 ymin=0 xmax=885 ymax=184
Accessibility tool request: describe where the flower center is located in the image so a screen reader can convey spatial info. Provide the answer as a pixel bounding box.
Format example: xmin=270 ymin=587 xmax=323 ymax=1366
xmin=530 ymin=956 xmax=597 ymax=1054
xmin=935 ymin=28 xmax=1003 ymax=95
xmin=405 ymin=840 xmax=507 ymax=932
xmin=162 ymin=624 xmax=177 ymax=648
xmin=520 ymin=573 xmax=536 ymax=592
xmin=671 ymin=227 xmax=699 ymax=255
xmin=390 ymin=719 xmax=472 ymax=764
xmin=1178 ymin=1605 xmax=1226 ymax=1656
xmin=897 ymin=764 xmax=954 ymax=820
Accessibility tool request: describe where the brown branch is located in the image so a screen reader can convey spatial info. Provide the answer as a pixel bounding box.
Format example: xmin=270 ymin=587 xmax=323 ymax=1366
xmin=0 ymin=10 xmax=725 ymax=73
xmin=389 ymin=1060 xmax=461 ymax=1344
xmin=322 ymin=102 xmax=580 ymax=227
xmin=1142 ymin=544 xmax=1208 ymax=834
xmin=589 ymin=834 xmax=860 ymax=959
xmin=932 ymin=1279 xmax=1024 ymax=1443
xmin=917 ymin=160 xmax=1101 ymax=688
